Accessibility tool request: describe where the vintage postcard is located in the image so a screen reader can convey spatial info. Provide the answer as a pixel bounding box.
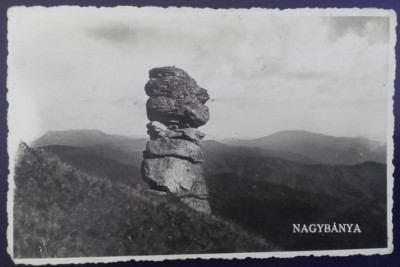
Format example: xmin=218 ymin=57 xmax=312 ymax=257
xmin=6 ymin=6 xmax=395 ymax=264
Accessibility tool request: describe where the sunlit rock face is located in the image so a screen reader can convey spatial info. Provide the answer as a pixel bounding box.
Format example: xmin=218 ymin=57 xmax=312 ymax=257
xmin=142 ymin=66 xmax=211 ymax=214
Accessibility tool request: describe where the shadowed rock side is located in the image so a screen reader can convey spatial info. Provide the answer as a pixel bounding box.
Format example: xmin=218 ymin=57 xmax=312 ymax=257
xmin=142 ymin=67 xmax=211 ymax=213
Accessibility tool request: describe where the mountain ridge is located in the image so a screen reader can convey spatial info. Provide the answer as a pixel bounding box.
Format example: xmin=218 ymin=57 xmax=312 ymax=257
xmin=32 ymin=129 xmax=147 ymax=152
xmin=33 ymin=129 xmax=386 ymax=166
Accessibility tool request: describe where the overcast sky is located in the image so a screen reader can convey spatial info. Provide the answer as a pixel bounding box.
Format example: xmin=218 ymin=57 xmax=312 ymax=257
xmin=7 ymin=7 xmax=394 ymax=144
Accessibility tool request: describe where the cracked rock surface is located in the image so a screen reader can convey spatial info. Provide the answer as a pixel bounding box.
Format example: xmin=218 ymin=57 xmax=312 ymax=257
xmin=142 ymin=66 xmax=211 ymax=213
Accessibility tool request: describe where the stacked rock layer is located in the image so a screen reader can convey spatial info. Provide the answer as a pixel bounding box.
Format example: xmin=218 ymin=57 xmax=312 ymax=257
xmin=142 ymin=66 xmax=211 ymax=214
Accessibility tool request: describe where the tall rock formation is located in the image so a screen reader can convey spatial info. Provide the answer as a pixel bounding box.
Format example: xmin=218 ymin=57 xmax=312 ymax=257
xmin=142 ymin=66 xmax=211 ymax=213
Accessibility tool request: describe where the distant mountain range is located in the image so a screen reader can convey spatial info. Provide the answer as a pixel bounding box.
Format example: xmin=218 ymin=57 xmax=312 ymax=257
xmin=222 ymin=130 xmax=386 ymax=165
xmin=32 ymin=129 xmax=147 ymax=151
xmin=21 ymin=129 xmax=388 ymax=251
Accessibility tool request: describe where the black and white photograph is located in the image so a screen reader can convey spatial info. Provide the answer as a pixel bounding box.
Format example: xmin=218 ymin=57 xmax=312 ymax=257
xmin=6 ymin=6 xmax=395 ymax=264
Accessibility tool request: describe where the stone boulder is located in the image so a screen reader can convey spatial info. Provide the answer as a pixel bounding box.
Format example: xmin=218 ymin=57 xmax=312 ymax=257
xmin=146 ymin=121 xmax=183 ymax=139
xmin=146 ymin=96 xmax=209 ymax=128
xmin=176 ymin=128 xmax=206 ymax=145
xmin=142 ymin=157 xmax=204 ymax=195
xmin=146 ymin=121 xmax=206 ymax=145
xmin=145 ymin=138 xmax=204 ymax=163
xmin=148 ymin=66 xmax=188 ymax=78
xmin=145 ymin=75 xmax=209 ymax=104
xmin=145 ymin=66 xmax=210 ymax=128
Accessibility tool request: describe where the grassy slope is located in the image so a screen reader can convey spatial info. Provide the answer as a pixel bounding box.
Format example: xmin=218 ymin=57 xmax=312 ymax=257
xmin=38 ymin=145 xmax=146 ymax=188
xmin=13 ymin=143 xmax=276 ymax=258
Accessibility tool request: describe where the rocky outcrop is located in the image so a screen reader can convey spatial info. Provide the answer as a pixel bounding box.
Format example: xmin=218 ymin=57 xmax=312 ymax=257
xmin=142 ymin=67 xmax=211 ymax=213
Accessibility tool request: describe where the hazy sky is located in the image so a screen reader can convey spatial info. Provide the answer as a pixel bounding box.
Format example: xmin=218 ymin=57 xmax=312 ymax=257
xmin=7 ymin=7 xmax=394 ymax=143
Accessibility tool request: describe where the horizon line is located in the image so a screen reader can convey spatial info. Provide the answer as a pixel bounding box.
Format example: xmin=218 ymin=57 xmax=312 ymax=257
xmin=32 ymin=128 xmax=387 ymax=144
